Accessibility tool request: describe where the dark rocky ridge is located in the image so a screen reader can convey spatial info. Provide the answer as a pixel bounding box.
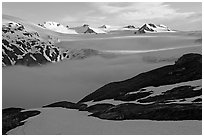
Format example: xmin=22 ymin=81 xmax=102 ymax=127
xmin=73 ymin=53 xmax=201 ymax=121
xmin=78 ymin=53 xmax=201 ymax=103
xmin=2 ymin=108 xmax=41 ymax=134
xmin=89 ymin=103 xmax=201 ymax=121
xmin=43 ymin=101 xmax=87 ymax=110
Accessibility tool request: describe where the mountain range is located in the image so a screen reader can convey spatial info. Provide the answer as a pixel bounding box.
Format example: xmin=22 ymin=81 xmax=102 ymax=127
xmin=2 ymin=14 xmax=202 ymax=135
xmin=2 ymin=15 xmax=177 ymax=67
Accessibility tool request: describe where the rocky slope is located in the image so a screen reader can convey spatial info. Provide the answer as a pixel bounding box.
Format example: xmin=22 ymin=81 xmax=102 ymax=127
xmin=2 ymin=21 xmax=104 ymax=67
xmin=2 ymin=21 xmax=70 ymax=66
xmin=3 ymin=53 xmax=202 ymax=134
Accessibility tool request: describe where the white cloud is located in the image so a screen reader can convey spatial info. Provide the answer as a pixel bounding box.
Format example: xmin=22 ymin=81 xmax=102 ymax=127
xmin=93 ymin=2 xmax=195 ymax=22
xmin=58 ymin=2 xmax=200 ymax=30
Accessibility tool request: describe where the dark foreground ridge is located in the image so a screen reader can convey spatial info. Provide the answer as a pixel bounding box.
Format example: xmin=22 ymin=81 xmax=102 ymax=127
xmin=2 ymin=108 xmax=41 ymax=135
xmin=89 ymin=103 xmax=201 ymax=121
xmin=2 ymin=53 xmax=202 ymax=134
xmin=79 ymin=53 xmax=201 ymax=103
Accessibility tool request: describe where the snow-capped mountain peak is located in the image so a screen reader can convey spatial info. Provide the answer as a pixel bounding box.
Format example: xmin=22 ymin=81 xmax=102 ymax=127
xmin=38 ymin=21 xmax=78 ymax=34
xmin=70 ymin=24 xmax=106 ymax=34
xmin=136 ymin=23 xmax=174 ymax=33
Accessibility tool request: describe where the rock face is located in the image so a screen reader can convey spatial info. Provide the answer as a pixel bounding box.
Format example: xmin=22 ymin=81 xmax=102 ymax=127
xmin=2 ymin=108 xmax=41 ymax=134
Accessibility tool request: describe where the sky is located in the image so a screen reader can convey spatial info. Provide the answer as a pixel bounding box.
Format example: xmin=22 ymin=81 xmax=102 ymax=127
xmin=2 ymin=2 xmax=202 ymax=31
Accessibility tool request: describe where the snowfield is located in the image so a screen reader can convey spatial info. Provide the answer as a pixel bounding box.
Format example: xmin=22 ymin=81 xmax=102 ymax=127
xmin=7 ymin=108 xmax=202 ymax=135
xmin=41 ymin=21 xmax=78 ymax=34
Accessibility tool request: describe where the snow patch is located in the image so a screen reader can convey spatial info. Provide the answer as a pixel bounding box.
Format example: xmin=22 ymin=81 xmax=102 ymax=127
xmin=40 ymin=21 xmax=78 ymax=34
xmin=8 ymin=108 xmax=201 ymax=135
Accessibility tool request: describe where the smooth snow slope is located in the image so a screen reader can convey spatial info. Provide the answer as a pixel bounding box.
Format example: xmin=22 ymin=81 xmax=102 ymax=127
xmin=41 ymin=21 xmax=78 ymax=34
xmin=2 ymin=14 xmax=76 ymax=42
xmin=8 ymin=108 xmax=202 ymax=135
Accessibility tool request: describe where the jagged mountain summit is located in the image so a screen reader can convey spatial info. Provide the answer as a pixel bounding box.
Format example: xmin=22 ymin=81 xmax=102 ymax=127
xmin=70 ymin=24 xmax=106 ymax=34
xmin=38 ymin=21 xmax=78 ymax=34
xmin=136 ymin=23 xmax=175 ymax=33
